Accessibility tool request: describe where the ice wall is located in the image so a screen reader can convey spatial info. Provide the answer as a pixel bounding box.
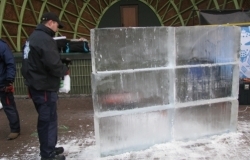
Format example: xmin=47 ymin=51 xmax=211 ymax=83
xmin=91 ymin=26 xmax=240 ymax=157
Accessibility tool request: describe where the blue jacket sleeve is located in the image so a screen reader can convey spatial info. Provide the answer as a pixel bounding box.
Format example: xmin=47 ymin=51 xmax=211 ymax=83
xmin=0 ymin=41 xmax=16 ymax=82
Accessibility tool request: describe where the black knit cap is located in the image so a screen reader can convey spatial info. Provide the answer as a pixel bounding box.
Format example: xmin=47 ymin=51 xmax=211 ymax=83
xmin=41 ymin=12 xmax=63 ymax=28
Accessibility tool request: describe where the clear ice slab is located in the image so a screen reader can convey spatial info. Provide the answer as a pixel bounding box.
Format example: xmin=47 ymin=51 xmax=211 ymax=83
xmin=91 ymin=26 xmax=240 ymax=157
xmin=95 ymin=100 xmax=238 ymax=156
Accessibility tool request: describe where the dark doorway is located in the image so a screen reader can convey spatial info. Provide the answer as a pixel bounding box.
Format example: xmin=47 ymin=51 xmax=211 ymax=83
xmin=98 ymin=1 xmax=161 ymax=28
xmin=120 ymin=5 xmax=138 ymax=27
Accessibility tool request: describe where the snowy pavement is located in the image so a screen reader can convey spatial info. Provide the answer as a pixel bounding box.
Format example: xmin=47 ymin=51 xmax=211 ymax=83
xmin=1 ymin=97 xmax=250 ymax=160
xmin=63 ymin=120 xmax=250 ymax=160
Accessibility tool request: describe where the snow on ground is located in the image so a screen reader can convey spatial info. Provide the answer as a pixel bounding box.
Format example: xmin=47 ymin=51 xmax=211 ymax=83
xmin=66 ymin=121 xmax=250 ymax=160
xmin=1 ymin=113 xmax=250 ymax=160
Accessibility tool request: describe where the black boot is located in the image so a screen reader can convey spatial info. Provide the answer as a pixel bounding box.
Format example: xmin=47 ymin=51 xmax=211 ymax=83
xmin=55 ymin=147 xmax=64 ymax=155
xmin=41 ymin=154 xmax=65 ymax=160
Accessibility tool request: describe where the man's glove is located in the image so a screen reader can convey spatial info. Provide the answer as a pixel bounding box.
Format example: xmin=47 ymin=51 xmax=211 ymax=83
xmin=4 ymin=81 xmax=14 ymax=93
xmin=65 ymin=69 xmax=70 ymax=75
xmin=61 ymin=58 xmax=72 ymax=67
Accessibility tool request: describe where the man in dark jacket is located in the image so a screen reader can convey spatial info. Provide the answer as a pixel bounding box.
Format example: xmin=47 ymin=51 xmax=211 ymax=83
xmin=21 ymin=12 xmax=68 ymax=160
xmin=0 ymin=39 xmax=20 ymax=140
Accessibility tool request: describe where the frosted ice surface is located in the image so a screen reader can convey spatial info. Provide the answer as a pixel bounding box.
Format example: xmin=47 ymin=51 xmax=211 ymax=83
xmin=91 ymin=27 xmax=175 ymax=72
xmin=173 ymin=100 xmax=238 ymax=140
xmin=175 ymin=26 xmax=240 ymax=66
xmin=175 ymin=64 xmax=238 ymax=102
xmin=90 ymin=26 xmax=240 ymax=157
xmin=91 ymin=69 xmax=172 ymax=112
xmin=95 ymin=109 xmax=171 ymax=156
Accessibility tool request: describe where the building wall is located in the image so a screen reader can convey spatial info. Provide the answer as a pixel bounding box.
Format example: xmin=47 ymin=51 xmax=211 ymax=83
xmin=14 ymin=53 xmax=92 ymax=95
xmin=99 ymin=1 xmax=161 ymax=28
xmin=0 ymin=0 xmax=248 ymax=52
xmin=0 ymin=0 xmax=249 ymax=95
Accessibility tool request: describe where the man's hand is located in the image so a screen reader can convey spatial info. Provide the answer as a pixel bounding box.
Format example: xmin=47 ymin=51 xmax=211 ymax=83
xmin=61 ymin=58 xmax=72 ymax=67
xmin=65 ymin=69 xmax=70 ymax=75
xmin=4 ymin=82 xmax=14 ymax=93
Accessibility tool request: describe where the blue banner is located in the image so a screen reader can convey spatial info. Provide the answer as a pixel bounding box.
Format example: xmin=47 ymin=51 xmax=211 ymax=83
xmin=240 ymin=26 xmax=250 ymax=78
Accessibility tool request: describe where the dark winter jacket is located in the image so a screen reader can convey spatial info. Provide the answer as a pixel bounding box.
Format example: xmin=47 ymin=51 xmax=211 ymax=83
xmin=0 ymin=39 xmax=16 ymax=88
xmin=21 ymin=24 xmax=68 ymax=91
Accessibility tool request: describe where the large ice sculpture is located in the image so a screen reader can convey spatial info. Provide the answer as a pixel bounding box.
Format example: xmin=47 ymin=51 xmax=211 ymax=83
xmin=91 ymin=26 xmax=240 ymax=157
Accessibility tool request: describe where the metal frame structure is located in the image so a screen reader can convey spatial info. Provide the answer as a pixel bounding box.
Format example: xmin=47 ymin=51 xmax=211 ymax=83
xmin=0 ymin=0 xmax=248 ymax=51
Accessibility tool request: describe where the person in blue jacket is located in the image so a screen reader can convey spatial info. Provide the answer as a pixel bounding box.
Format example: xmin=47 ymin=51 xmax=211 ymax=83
xmin=21 ymin=12 xmax=68 ymax=160
xmin=0 ymin=39 xmax=20 ymax=140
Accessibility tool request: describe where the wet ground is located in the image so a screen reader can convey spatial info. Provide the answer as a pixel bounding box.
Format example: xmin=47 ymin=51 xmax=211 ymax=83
xmin=0 ymin=95 xmax=95 ymax=160
xmin=1 ymin=96 xmax=250 ymax=160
